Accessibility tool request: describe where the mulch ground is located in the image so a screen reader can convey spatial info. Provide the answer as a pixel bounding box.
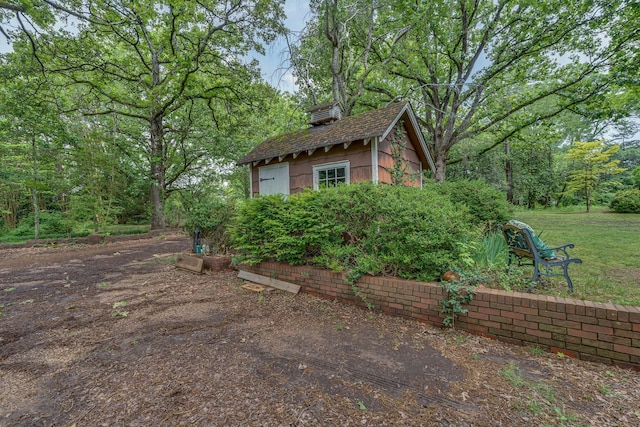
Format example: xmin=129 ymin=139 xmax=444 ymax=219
xmin=1 ymin=233 xmax=638 ymax=426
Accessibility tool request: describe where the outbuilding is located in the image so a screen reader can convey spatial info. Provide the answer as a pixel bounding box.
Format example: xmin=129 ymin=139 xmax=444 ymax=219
xmin=236 ymin=101 xmax=436 ymax=196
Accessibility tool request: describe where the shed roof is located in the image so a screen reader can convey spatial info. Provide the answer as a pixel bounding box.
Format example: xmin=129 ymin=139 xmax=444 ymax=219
xmin=237 ymin=101 xmax=436 ymax=173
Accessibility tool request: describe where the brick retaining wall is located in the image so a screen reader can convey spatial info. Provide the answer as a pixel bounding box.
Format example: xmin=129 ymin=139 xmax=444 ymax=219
xmin=242 ymin=262 xmax=640 ymax=370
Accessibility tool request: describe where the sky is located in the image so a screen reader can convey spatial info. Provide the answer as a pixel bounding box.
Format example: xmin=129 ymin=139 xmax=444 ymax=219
xmin=258 ymin=0 xmax=310 ymax=93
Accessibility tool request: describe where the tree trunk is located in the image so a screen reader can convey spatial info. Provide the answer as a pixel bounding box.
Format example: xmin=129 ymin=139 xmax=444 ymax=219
xmin=31 ymin=136 xmax=40 ymax=240
xmin=150 ymin=112 xmax=166 ymax=229
xmin=505 ymin=140 xmax=513 ymax=204
xmin=555 ymin=182 xmax=567 ymax=207
xmin=325 ymin=0 xmax=349 ymax=115
xmin=544 ymin=147 xmax=552 ymax=208
xmin=433 ymin=145 xmax=447 ymax=182
xmin=149 ymin=49 xmax=166 ymax=230
xmin=1 ymin=189 xmax=19 ymax=228
xmin=585 ymin=188 xmax=591 ymax=213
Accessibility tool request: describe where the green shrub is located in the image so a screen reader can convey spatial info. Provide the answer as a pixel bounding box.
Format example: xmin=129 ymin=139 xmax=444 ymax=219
xmin=231 ymin=191 xmax=342 ymax=265
xmin=184 ymin=198 xmax=235 ymax=254
xmin=9 ymin=211 xmax=72 ymax=238
xmin=231 ymin=182 xmax=477 ymax=282
xmin=609 ymin=189 xmax=640 ymax=213
xmin=431 ymin=179 xmax=513 ymax=230
xmin=231 ymin=192 xmax=334 ymax=264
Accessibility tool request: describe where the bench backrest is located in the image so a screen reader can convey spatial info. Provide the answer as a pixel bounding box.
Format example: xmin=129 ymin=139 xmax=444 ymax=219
xmin=500 ymin=223 xmax=537 ymax=259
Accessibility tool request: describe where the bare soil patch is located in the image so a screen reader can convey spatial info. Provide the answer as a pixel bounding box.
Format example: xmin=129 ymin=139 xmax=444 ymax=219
xmin=1 ymin=233 xmax=639 ymax=426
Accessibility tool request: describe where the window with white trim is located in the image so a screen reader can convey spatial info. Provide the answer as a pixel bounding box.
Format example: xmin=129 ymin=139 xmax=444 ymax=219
xmin=313 ymin=160 xmax=350 ymax=190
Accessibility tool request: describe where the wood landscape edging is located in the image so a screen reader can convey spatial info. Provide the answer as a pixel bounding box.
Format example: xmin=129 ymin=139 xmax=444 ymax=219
xmin=241 ymin=261 xmax=640 ymax=371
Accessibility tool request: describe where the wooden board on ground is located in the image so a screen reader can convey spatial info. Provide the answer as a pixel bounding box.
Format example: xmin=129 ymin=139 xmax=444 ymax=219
xmin=176 ymin=254 xmax=204 ymax=274
xmin=241 ymin=283 xmax=273 ymax=293
xmin=238 ymin=270 xmax=300 ymax=294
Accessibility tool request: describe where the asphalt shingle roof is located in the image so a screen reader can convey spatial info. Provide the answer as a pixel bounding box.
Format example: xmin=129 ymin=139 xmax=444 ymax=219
xmin=237 ymin=101 xmax=409 ymax=165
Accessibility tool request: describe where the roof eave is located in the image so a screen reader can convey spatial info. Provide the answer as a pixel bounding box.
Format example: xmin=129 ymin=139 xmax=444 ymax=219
xmin=408 ymin=111 xmax=437 ymax=174
xmin=236 ymin=136 xmax=380 ymax=167
xmin=380 ymin=103 xmax=436 ymax=174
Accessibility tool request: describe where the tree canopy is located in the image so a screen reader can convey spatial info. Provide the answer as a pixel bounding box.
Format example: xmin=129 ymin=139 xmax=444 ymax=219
xmin=4 ymin=0 xmax=287 ymax=229
xmin=292 ymin=0 xmax=638 ymax=181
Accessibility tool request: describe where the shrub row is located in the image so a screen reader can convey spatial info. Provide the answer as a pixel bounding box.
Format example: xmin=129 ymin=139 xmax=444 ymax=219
xmin=231 ymin=180 xmax=512 ymax=282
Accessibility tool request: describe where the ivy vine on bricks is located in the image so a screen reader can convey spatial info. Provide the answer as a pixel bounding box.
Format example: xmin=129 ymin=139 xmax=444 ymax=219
xmin=439 ymin=280 xmax=476 ymax=329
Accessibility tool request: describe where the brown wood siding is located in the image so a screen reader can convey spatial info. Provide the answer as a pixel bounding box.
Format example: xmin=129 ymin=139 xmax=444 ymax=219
xmin=377 ymin=122 xmax=421 ymax=187
xmin=250 ymin=139 xmax=374 ymax=196
xmin=289 ymin=140 xmax=372 ymax=194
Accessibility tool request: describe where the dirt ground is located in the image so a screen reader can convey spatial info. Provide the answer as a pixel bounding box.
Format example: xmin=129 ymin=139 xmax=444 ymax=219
xmin=1 ymin=233 xmax=639 ymax=427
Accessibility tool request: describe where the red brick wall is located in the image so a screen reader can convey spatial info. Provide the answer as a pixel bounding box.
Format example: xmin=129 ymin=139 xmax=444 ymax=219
xmin=242 ymin=262 xmax=640 ymax=370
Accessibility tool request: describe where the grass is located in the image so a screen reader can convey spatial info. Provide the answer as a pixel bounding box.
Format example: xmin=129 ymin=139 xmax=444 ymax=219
xmin=0 ymin=224 xmax=151 ymax=245
xmin=509 ymin=207 xmax=640 ymax=306
xmin=101 ymin=224 xmax=151 ymax=235
xmin=527 ymin=346 xmax=545 ymax=357
xmin=499 ymin=362 xmax=580 ymax=425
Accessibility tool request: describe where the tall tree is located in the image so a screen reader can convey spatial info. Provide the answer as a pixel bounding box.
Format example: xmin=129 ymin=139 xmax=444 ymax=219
xmin=292 ymin=0 xmax=407 ymax=115
xmin=294 ymin=0 xmax=637 ymax=181
xmin=384 ymin=0 xmax=638 ymax=181
xmin=0 ymin=110 xmax=28 ymax=231
xmin=18 ymin=0 xmax=285 ymax=229
xmin=0 ymin=52 xmax=71 ymax=238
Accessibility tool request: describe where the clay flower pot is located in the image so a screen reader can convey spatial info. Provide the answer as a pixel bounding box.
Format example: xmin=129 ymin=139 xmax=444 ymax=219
xmin=442 ymin=270 xmax=461 ymax=282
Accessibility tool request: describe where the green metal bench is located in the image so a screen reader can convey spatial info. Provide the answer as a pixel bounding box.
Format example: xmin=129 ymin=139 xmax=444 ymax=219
xmin=499 ymin=223 xmax=582 ymax=292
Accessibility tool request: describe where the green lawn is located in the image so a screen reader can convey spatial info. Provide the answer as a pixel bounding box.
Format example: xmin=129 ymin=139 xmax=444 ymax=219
xmin=0 ymin=224 xmax=151 ymax=244
xmin=513 ymin=207 xmax=640 ymax=307
xmin=100 ymin=224 xmax=151 ymax=235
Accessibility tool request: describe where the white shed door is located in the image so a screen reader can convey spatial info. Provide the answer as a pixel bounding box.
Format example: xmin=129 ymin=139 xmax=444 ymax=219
xmin=258 ymin=163 xmax=290 ymax=196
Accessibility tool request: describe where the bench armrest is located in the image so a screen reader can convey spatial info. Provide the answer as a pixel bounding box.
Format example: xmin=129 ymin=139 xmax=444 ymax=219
xmin=546 ymin=243 xmax=575 ymax=259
